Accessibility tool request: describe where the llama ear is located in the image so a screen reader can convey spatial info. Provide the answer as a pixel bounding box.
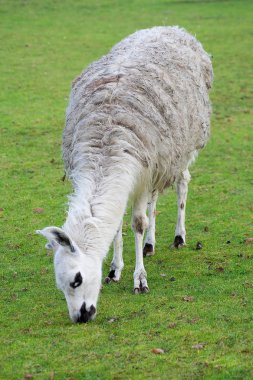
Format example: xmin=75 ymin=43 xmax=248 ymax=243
xmin=36 ymin=227 xmax=76 ymax=253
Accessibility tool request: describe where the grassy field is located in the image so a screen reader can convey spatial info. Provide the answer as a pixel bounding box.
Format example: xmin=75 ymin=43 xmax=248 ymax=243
xmin=1 ymin=0 xmax=253 ymax=379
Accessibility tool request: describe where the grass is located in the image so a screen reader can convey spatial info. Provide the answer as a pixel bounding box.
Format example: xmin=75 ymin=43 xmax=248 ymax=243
xmin=1 ymin=0 xmax=253 ymax=379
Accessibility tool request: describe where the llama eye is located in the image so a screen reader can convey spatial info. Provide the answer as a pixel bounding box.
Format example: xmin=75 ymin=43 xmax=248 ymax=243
xmin=70 ymin=272 xmax=83 ymax=288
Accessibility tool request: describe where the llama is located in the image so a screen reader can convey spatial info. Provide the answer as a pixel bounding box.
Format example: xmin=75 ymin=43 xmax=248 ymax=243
xmin=37 ymin=26 xmax=213 ymax=323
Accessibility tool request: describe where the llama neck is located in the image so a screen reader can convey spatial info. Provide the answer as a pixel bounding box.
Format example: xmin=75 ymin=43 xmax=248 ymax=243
xmin=63 ymin=165 xmax=136 ymax=259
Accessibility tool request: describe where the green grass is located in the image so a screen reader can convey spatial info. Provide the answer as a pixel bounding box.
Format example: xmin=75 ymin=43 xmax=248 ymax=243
xmin=1 ymin=0 xmax=253 ymax=379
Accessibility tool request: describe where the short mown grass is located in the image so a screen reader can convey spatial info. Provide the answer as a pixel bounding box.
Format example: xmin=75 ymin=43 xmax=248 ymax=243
xmin=1 ymin=0 xmax=253 ymax=379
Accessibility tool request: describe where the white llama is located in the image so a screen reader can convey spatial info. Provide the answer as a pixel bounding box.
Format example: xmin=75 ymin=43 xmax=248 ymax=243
xmin=37 ymin=26 xmax=213 ymax=323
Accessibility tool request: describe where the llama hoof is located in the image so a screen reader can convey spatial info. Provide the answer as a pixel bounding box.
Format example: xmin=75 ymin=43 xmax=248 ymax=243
xmin=133 ymin=282 xmax=149 ymax=294
xmin=133 ymin=288 xmax=149 ymax=294
xmin=141 ymin=286 xmax=149 ymax=293
xmin=105 ymin=276 xmax=119 ymax=283
xmin=143 ymin=243 xmax=154 ymax=257
xmin=105 ymin=269 xmax=115 ymax=284
xmin=105 ymin=269 xmax=121 ymax=284
xmin=171 ymin=235 xmax=185 ymax=249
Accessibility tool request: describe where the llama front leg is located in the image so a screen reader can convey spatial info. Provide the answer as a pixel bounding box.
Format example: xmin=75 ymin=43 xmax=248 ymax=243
xmin=172 ymin=169 xmax=191 ymax=248
xmin=132 ymin=194 xmax=149 ymax=293
xmin=105 ymin=220 xmax=124 ymax=283
xmin=143 ymin=190 xmax=158 ymax=257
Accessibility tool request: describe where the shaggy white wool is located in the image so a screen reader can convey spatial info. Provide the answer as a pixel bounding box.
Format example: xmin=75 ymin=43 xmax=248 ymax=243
xmin=63 ymin=26 xmax=212 ymax=253
xmin=39 ymin=27 xmax=213 ymax=322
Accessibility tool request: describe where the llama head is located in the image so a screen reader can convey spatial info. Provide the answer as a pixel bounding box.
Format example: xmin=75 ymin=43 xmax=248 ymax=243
xmin=36 ymin=226 xmax=102 ymax=323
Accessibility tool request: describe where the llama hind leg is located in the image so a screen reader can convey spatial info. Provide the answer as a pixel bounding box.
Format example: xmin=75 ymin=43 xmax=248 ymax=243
xmin=105 ymin=220 xmax=124 ymax=283
xmin=172 ymin=169 xmax=191 ymax=248
xmin=143 ymin=190 xmax=158 ymax=257
xmin=132 ymin=193 xmax=149 ymax=293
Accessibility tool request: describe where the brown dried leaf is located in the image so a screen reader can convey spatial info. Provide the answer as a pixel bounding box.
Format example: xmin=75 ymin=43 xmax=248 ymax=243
xmin=192 ymin=343 xmax=206 ymax=349
xmin=168 ymin=322 xmax=177 ymax=329
xmin=33 ymin=208 xmax=44 ymax=214
xmin=24 ymin=375 xmax=33 ymax=379
xmin=215 ymin=266 xmax=224 ymax=272
xmin=187 ymin=318 xmax=200 ymax=324
xmin=49 ymin=371 xmax=55 ymax=380
xmin=183 ymin=296 xmax=194 ymax=302
xmin=244 ymin=238 xmax=253 ymax=244
xmin=243 ymin=281 xmax=253 ymax=288
xmin=11 ymin=293 xmax=17 ymax=301
xmin=151 ymin=348 xmax=165 ymax=354
xmin=108 ymin=318 xmax=117 ymax=323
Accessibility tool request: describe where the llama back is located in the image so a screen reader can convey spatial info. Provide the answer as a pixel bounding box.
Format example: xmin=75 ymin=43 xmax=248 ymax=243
xmin=63 ymin=26 xmax=213 ymax=192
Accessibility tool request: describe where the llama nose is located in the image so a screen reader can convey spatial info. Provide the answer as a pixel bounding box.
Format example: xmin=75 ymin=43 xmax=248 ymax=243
xmin=76 ymin=302 xmax=96 ymax=323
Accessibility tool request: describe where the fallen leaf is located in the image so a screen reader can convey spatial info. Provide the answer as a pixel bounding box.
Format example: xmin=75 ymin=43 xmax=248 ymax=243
xmin=108 ymin=318 xmax=117 ymax=323
xmin=215 ymin=266 xmax=224 ymax=272
xmin=24 ymin=375 xmax=33 ymax=379
xmin=22 ymin=328 xmax=33 ymax=334
xmin=244 ymin=238 xmax=253 ymax=244
xmin=11 ymin=294 xmax=17 ymax=301
xmin=168 ymin=322 xmax=177 ymax=328
xmin=33 ymin=208 xmax=44 ymax=214
xmin=0 ymin=207 xmax=4 ymax=212
xmin=187 ymin=318 xmax=200 ymax=324
xmin=241 ymin=349 xmax=251 ymax=354
xmin=49 ymin=371 xmax=55 ymax=380
xmin=183 ymin=296 xmax=194 ymax=302
xmin=243 ymin=281 xmax=253 ymax=288
xmin=151 ymin=348 xmax=165 ymax=354
xmin=160 ymin=273 xmax=166 ymax=277
xmin=192 ymin=343 xmax=206 ymax=349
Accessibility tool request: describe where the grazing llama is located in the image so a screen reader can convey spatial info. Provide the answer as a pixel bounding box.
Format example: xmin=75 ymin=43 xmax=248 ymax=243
xmin=37 ymin=26 xmax=213 ymax=323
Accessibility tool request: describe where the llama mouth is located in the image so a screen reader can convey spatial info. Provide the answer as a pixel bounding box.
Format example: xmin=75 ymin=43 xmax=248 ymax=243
xmin=76 ymin=302 xmax=96 ymax=323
